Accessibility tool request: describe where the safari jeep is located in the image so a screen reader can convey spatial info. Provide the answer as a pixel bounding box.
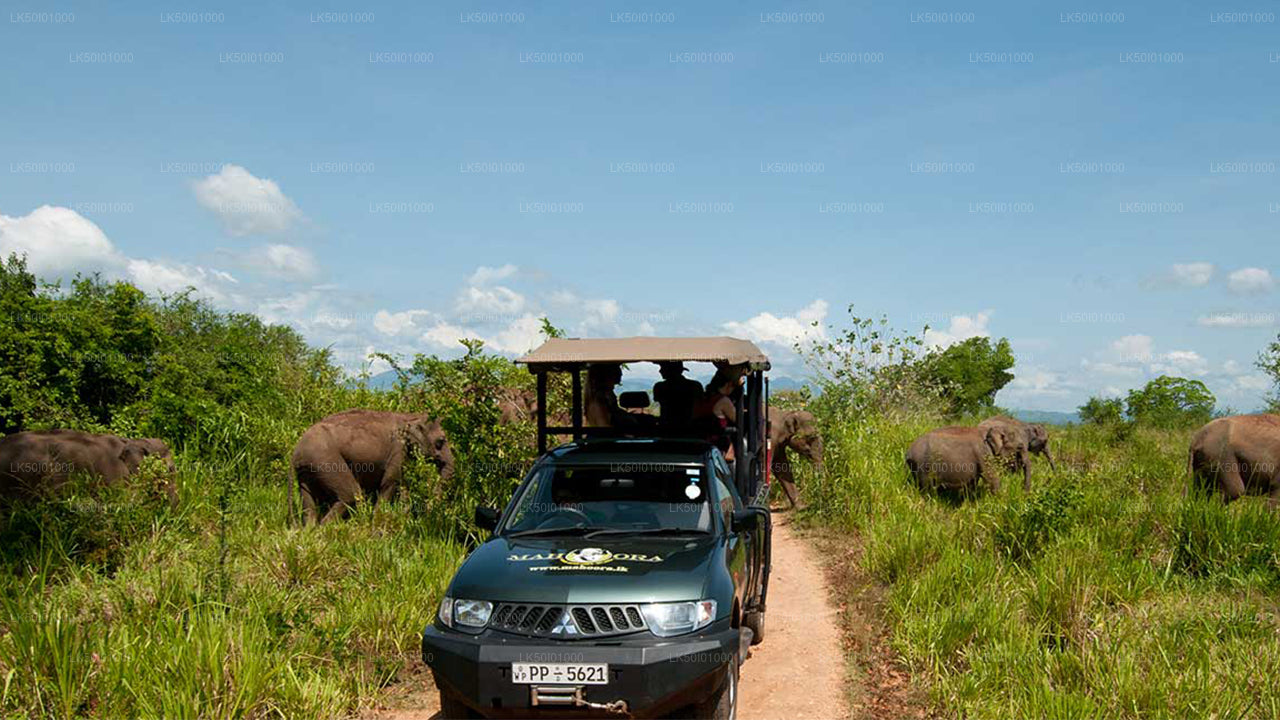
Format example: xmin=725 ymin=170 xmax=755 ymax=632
xmin=422 ymin=338 xmax=774 ymax=719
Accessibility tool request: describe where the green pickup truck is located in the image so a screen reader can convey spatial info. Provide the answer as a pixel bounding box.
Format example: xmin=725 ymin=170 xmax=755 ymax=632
xmin=422 ymin=338 xmax=774 ymax=719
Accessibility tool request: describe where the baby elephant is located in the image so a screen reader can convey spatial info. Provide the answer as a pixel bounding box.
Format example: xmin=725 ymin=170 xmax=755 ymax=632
xmin=905 ymin=425 xmax=1014 ymax=495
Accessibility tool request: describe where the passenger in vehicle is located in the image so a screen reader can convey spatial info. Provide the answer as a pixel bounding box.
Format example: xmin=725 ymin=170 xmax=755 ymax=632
xmin=652 ymin=362 xmax=703 ymax=428
xmin=693 ymin=372 xmax=737 ymax=459
xmin=585 ymin=363 xmax=624 ymax=427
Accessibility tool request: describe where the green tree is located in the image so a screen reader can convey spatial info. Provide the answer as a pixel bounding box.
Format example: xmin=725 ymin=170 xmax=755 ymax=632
xmin=920 ymin=336 xmax=1016 ymax=416
xmin=1255 ymin=336 xmax=1280 ymax=410
xmin=1078 ymin=396 xmax=1124 ymax=425
xmin=1124 ymin=376 xmax=1215 ymax=428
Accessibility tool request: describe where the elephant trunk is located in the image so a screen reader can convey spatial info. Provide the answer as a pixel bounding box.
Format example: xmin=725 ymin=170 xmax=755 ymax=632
xmin=436 ymin=449 xmax=457 ymax=481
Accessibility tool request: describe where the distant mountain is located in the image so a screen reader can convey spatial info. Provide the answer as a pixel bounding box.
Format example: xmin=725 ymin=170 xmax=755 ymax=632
xmin=346 ymin=370 xmax=400 ymax=390
xmin=1009 ymin=409 xmax=1079 ymax=425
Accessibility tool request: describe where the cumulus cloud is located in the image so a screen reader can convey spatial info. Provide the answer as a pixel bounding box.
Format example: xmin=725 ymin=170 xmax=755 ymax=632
xmin=192 ymin=164 xmax=302 ymax=236
xmin=455 ymin=263 xmax=526 ymax=317
xmin=723 ymin=300 xmax=828 ymax=348
xmin=1170 ymin=262 xmax=1215 ymax=287
xmin=1108 ymin=334 xmax=1154 ymax=363
xmin=924 ymin=311 xmax=991 ymax=349
xmin=0 ymin=205 xmax=122 ymax=273
xmin=1150 ymin=349 xmax=1209 ymax=377
xmin=456 ymin=285 xmax=525 ymax=316
xmin=251 ymin=244 xmax=319 ymax=281
xmin=0 ymin=205 xmax=238 ymax=302
xmin=126 ymin=258 xmax=238 ymax=302
xmin=1083 ymin=334 xmax=1212 ymax=388
xmin=485 ymin=314 xmax=547 ymax=354
xmin=1227 ymin=267 xmax=1274 ymax=294
xmin=374 ymin=309 xmax=435 ymax=336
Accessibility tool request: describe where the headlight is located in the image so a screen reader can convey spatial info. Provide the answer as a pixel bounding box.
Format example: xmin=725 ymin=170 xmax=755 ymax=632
xmin=641 ymin=600 xmax=717 ymax=637
xmin=438 ymin=596 xmax=493 ymax=629
xmin=453 ymin=599 xmax=493 ymax=628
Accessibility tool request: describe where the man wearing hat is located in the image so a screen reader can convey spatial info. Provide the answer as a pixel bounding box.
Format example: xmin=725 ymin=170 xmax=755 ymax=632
xmin=652 ymin=362 xmax=703 ymax=429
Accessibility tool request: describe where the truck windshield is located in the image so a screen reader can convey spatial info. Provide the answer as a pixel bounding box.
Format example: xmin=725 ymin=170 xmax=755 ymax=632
xmin=503 ymin=463 xmax=713 ymax=535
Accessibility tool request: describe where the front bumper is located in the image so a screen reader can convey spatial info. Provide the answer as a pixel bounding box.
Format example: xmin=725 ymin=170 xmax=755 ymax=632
xmin=422 ymin=621 xmax=739 ymax=718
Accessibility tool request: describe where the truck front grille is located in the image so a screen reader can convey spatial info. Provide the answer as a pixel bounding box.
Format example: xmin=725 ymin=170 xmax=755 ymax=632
xmin=491 ymin=603 xmax=647 ymax=638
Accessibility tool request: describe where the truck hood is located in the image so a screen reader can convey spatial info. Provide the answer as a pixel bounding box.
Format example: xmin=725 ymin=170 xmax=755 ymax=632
xmin=447 ymin=534 xmax=720 ymax=604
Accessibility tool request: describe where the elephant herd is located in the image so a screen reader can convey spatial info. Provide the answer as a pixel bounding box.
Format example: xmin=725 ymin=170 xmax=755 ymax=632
xmin=291 ymin=405 xmax=828 ymax=523
xmin=907 ymin=412 xmax=1280 ymax=508
xmin=0 ymin=429 xmax=176 ymax=502
xmin=7 ymin=407 xmax=1277 ymax=520
xmin=907 ymin=415 xmax=1056 ymax=495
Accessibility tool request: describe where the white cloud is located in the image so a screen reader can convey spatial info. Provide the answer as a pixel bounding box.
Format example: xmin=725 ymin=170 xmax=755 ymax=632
xmin=422 ymin=320 xmax=475 ymax=349
xmin=723 ymin=300 xmax=828 ymax=347
xmin=1227 ymin=267 xmax=1274 ymax=294
xmin=0 ymin=205 xmax=121 ymax=274
xmin=0 ymin=205 xmax=238 ymax=302
xmin=126 ymin=258 xmax=238 ymax=302
xmin=1008 ymin=369 xmax=1069 ymax=397
xmin=924 ymin=311 xmax=991 ymax=349
xmin=1150 ymin=349 xmax=1209 ymax=377
xmin=1170 ymin=262 xmax=1215 ymax=287
xmin=192 ymin=164 xmax=302 ymax=236
xmin=456 ymin=285 xmax=525 ymax=316
xmin=486 ymin=314 xmax=546 ymax=354
xmin=1108 ymin=334 xmax=1154 ymax=363
xmin=469 ymin=264 xmax=518 ymax=285
xmin=374 ymin=309 xmax=434 ymax=336
xmin=252 ymin=244 xmax=319 ymax=281
xmin=583 ymin=299 xmax=620 ymax=327
xmin=1230 ymin=374 xmax=1271 ymax=393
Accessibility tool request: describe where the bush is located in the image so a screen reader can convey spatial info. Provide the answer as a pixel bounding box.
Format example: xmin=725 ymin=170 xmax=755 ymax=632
xmin=989 ymin=484 xmax=1084 ymax=562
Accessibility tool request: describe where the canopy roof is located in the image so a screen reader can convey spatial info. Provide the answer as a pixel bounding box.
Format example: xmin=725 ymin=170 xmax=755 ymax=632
xmin=517 ymin=336 xmax=771 ymax=370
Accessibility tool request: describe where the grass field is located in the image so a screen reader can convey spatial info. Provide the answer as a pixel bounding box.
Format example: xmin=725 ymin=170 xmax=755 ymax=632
xmin=803 ymin=414 xmax=1280 ymax=719
xmin=0 ymin=453 xmax=464 ymax=720
xmin=5 ymin=406 xmax=1280 ymax=719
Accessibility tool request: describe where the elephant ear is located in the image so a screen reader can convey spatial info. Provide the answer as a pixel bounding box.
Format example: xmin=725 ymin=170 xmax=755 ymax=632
xmin=984 ymin=427 xmax=1006 ymax=455
xmin=781 ymin=412 xmax=797 ymax=436
xmin=1029 ymin=424 xmax=1049 ymax=449
xmin=118 ymin=442 xmax=146 ymax=471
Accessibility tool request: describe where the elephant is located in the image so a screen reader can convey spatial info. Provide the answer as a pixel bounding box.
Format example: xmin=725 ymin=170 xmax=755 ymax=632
xmin=977 ymin=415 xmax=1056 ymax=490
xmin=905 ymin=425 xmax=1015 ymax=495
xmin=0 ymin=430 xmax=175 ymax=502
xmin=768 ymin=409 xmax=824 ymax=509
xmin=1188 ymin=413 xmax=1280 ymax=507
xmin=291 ymin=409 xmax=455 ymax=525
xmin=496 ymin=388 xmax=537 ymax=424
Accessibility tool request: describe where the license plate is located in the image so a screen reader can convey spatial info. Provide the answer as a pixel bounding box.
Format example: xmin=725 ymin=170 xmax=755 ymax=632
xmin=511 ymin=662 xmax=609 ymax=685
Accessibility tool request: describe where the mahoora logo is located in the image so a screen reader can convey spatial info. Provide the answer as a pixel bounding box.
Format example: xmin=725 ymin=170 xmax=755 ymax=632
xmin=562 ymin=548 xmax=614 ymax=566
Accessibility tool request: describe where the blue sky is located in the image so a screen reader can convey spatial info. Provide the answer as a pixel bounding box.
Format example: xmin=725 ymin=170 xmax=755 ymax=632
xmin=2 ymin=0 xmax=1278 ymax=410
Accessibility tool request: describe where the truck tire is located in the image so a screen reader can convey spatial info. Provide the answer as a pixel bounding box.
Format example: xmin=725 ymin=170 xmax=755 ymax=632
xmin=438 ymin=691 xmax=477 ymax=720
xmin=691 ymin=660 xmax=738 ymax=720
xmin=743 ymin=610 xmax=766 ymax=645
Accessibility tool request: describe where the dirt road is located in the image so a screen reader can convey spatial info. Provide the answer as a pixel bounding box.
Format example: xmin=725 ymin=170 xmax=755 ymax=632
xmin=368 ymin=520 xmax=848 ymax=720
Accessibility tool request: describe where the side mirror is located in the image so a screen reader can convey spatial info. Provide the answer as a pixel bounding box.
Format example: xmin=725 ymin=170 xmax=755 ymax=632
xmin=730 ymin=508 xmax=762 ymax=533
xmin=619 ymin=391 xmax=650 ymax=410
xmin=475 ymin=506 xmax=500 ymax=531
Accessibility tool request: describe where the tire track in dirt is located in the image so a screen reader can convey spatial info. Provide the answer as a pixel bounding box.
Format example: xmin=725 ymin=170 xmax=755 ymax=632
xmin=737 ymin=518 xmax=846 ymax=720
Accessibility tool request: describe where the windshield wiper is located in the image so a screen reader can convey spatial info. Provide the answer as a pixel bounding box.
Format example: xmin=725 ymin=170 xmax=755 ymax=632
xmin=506 ymin=525 xmax=605 ymax=538
xmin=583 ymin=527 xmax=710 ymax=538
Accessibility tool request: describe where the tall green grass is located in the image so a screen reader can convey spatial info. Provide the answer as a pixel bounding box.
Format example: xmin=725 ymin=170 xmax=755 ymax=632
xmin=803 ymin=414 xmax=1280 ymax=719
xmin=0 ymin=446 xmax=464 ymax=719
